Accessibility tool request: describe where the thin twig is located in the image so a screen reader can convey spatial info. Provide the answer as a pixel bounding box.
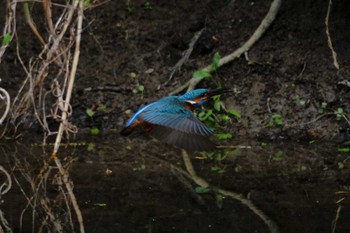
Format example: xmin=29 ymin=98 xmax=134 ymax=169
xmin=164 ymin=28 xmax=205 ymax=86
xmin=0 ymin=166 xmax=11 ymax=195
xmin=0 ymin=87 xmax=10 ymax=125
xmin=43 ymin=0 xmax=55 ymax=35
xmin=23 ymin=2 xmax=46 ymax=45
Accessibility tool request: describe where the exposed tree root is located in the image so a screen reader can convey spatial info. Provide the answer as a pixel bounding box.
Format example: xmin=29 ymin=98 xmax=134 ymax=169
xmin=325 ymin=0 xmax=339 ymax=70
xmin=169 ymin=0 xmax=282 ymax=95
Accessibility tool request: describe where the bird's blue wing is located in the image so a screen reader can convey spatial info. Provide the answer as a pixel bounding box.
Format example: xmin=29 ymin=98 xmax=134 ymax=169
xmin=142 ymin=98 xmax=213 ymax=136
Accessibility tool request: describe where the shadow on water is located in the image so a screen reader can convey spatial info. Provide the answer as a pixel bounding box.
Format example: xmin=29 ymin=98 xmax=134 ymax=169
xmin=0 ymin=135 xmax=349 ymax=233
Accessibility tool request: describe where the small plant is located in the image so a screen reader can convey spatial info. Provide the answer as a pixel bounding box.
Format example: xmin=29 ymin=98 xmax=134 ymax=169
xmin=211 ymin=165 xmax=225 ymax=174
xmin=215 ymin=133 xmax=232 ymax=140
xmin=133 ymin=159 xmax=146 ymax=171
xmin=195 ymin=186 xmax=224 ymax=208
xmin=272 ymin=114 xmax=283 ymax=125
xmin=87 ymin=142 xmax=95 ymax=151
xmin=319 ymin=102 xmax=328 ymax=114
xmin=1 ymin=32 xmax=11 ymax=46
xmin=125 ymin=0 xmax=133 ymax=12
xmin=86 ymin=103 xmax=107 ymax=118
xmin=197 ymin=93 xmax=240 ymax=131
xmin=192 ymin=52 xmax=220 ymax=80
xmin=86 ymin=108 xmax=95 ymax=117
xmin=335 ymin=107 xmax=345 ymax=121
xmin=142 ymin=1 xmax=153 ymax=10
xmin=90 ymin=127 xmax=100 ymax=135
xmin=83 ymin=0 xmax=90 ymax=8
xmin=85 ymin=103 xmax=107 ymax=135
xmin=271 ymin=150 xmax=283 ymax=161
xmin=338 ymin=147 xmax=350 ymax=153
xmin=266 ymin=114 xmax=283 ymax=127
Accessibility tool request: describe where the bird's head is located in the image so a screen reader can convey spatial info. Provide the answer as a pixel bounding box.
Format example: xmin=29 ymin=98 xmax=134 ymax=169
xmin=179 ymin=88 xmax=230 ymax=107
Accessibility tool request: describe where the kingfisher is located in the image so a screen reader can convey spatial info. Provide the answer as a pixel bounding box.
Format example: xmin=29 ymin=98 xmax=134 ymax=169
xmin=120 ymin=88 xmax=229 ymax=151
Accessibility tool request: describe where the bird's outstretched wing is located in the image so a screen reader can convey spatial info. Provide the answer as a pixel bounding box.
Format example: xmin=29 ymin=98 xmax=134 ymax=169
xmin=142 ymin=98 xmax=213 ymax=136
xmin=140 ymin=98 xmax=216 ymax=151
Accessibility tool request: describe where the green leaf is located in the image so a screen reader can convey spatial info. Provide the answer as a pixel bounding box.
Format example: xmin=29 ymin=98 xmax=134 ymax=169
xmin=94 ymin=203 xmax=107 ymax=207
xmin=193 ymin=70 xmax=212 ymax=80
xmin=129 ymin=72 xmax=137 ymax=78
xmin=221 ymin=114 xmax=230 ymax=121
xmin=198 ymin=109 xmax=213 ymax=121
xmin=211 ymin=165 xmax=225 ymax=174
xmin=210 ymin=52 xmax=220 ymax=72
xmin=86 ymin=108 xmax=95 ymax=117
xmin=97 ymin=104 xmax=107 ymax=112
xmin=214 ymin=100 xmax=221 ymax=112
xmin=227 ymin=109 xmax=241 ymax=119
xmin=195 ymin=186 xmax=211 ymax=194
xmin=272 ymin=150 xmax=283 ymax=161
xmin=215 ymin=193 xmax=223 ymax=209
xmin=272 ymin=114 xmax=283 ymax=125
xmin=2 ymin=32 xmax=11 ymax=46
xmin=83 ymin=0 xmax=90 ymax=7
xmin=90 ymin=127 xmax=100 ymax=135
xmin=215 ymin=133 xmax=232 ymax=140
xmin=338 ymin=147 xmax=350 ymax=153
xmin=335 ymin=108 xmax=344 ymax=120
xmin=87 ymin=142 xmax=95 ymax=151
xmin=137 ymin=85 xmax=144 ymax=92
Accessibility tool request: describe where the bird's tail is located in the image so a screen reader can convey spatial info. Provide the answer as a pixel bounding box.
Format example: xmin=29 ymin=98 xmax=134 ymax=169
xmin=120 ymin=126 xmax=133 ymax=136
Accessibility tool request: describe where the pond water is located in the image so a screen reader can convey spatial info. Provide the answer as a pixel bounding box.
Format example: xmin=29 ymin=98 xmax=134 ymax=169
xmin=0 ymin=135 xmax=349 ymax=233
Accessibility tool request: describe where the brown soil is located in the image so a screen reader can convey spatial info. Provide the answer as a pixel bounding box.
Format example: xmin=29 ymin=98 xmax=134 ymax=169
xmin=1 ymin=0 xmax=350 ymax=142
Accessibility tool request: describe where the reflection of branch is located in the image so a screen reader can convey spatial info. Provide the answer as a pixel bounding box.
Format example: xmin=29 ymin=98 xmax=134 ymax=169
xmin=331 ymin=205 xmax=342 ymax=233
xmin=181 ymin=150 xmax=280 ymax=233
xmin=0 ymin=166 xmax=12 ymax=232
xmin=0 ymin=87 xmax=10 ymax=125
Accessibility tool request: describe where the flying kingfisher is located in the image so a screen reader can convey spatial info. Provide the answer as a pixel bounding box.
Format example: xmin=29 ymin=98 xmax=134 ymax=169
xmin=120 ymin=88 xmax=229 ymax=151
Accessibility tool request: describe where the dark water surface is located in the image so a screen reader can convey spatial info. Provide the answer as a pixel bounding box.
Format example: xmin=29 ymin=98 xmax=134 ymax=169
xmin=0 ymin=136 xmax=349 ymax=233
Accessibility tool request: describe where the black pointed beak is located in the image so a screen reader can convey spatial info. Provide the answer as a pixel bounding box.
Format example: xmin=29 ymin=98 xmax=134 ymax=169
xmin=206 ymin=88 xmax=231 ymax=97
